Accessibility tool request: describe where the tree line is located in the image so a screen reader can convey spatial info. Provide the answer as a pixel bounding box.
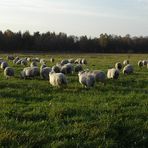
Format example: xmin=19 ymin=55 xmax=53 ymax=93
xmin=0 ymin=30 xmax=148 ymax=53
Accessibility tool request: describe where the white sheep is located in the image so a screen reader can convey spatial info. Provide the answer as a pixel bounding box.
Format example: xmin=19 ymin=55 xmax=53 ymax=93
xmin=78 ymin=71 xmax=95 ymax=88
xmin=107 ymin=68 xmax=119 ymax=79
xmin=40 ymin=67 xmax=52 ymax=80
xmin=60 ymin=63 xmax=73 ymax=74
xmin=68 ymin=59 xmax=74 ymax=63
xmin=4 ymin=67 xmax=14 ymax=78
xmin=1 ymin=61 xmax=8 ymax=70
xmin=123 ymin=60 xmax=129 ymax=65
xmin=50 ymin=58 xmax=54 ymax=63
xmin=30 ymin=62 xmax=37 ymax=67
xmin=123 ymin=64 xmax=133 ymax=75
xmin=49 ymin=72 xmax=68 ymax=87
xmin=74 ymin=64 xmax=83 ymax=73
xmin=40 ymin=59 xmax=46 ymax=65
xmin=20 ymin=66 xmax=40 ymax=79
xmin=138 ymin=60 xmax=143 ymax=68
xmin=61 ymin=59 xmax=69 ymax=65
xmin=92 ymin=70 xmax=106 ymax=83
xmin=81 ymin=58 xmax=87 ymax=65
xmin=115 ymin=62 xmax=122 ymax=70
xmin=52 ymin=65 xmax=61 ymax=73
xmin=142 ymin=60 xmax=147 ymax=66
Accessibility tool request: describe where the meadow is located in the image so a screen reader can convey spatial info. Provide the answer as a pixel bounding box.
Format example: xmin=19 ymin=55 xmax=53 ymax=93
xmin=0 ymin=54 xmax=148 ymax=147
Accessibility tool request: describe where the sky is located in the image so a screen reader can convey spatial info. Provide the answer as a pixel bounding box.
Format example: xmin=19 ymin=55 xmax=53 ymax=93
xmin=0 ymin=0 xmax=148 ymax=37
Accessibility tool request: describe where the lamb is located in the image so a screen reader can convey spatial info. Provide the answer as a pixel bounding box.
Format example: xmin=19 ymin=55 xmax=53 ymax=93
xmin=115 ymin=62 xmax=122 ymax=70
xmin=20 ymin=66 xmax=40 ymax=79
xmin=123 ymin=64 xmax=134 ymax=75
xmin=49 ymin=72 xmax=68 ymax=87
xmin=91 ymin=70 xmax=106 ymax=83
xmin=107 ymin=68 xmax=119 ymax=79
xmin=138 ymin=60 xmax=143 ymax=68
xmin=1 ymin=61 xmax=8 ymax=70
xmin=40 ymin=67 xmax=52 ymax=80
xmin=78 ymin=71 xmax=95 ymax=88
xmin=123 ymin=60 xmax=129 ymax=65
xmin=4 ymin=67 xmax=14 ymax=78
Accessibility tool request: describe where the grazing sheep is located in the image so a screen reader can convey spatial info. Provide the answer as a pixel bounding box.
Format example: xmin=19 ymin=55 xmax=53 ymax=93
xmin=49 ymin=72 xmax=68 ymax=87
xmin=81 ymin=58 xmax=87 ymax=65
xmin=7 ymin=55 xmax=14 ymax=60
xmin=20 ymin=66 xmax=40 ymax=79
xmin=138 ymin=60 xmax=143 ymax=68
xmin=74 ymin=64 xmax=83 ymax=73
xmin=123 ymin=60 xmax=129 ymax=65
xmin=68 ymin=59 xmax=74 ymax=63
xmin=27 ymin=57 xmax=31 ymax=62
xmin=142 ymin=60 xmax=147 ymax=66
xmin=60 ymin=63 xmax=73 ymax=74
xmin=50 ymin=58 xmax=54 ymax=63
xmin=107 ymin=68 xmax=119 ymax=79
xmin=15 ymin=59 xmax=22 ymax=65
xmin=4 ymin=67 xmax=14 ymax=78
xmin=30 ymin=62 xmax=37 ymax=67
xmin=40 ymin=59 xmax=46 ymax=65
xmin=123 ymin=64 xmax=134 ymax=75
xmin=61 ymin=59 xmax=69 ymax=65
xmin=40 ymin=67 xmax=52 ymax=80
xmin=115 ymin=62 xmax=122 ymax=70
xmin=78 ymin=71 xmax=95 ymax=88
xmin=92 ymin=70 xmax=106 ymax=83
xmin=52 ymin=65 xmax=61 ymax=73
xmin=1 ymin=61 xmax=8 ymax=70
xmin=40 ymin=64 xmax=47 ymax=72
xmin=13 ymin=57 xmax=19 ymax=64
xmin=21 ymin=59 xmax=28 ymax=66
xmin=75 ymin=58 xmax=82 ymax=64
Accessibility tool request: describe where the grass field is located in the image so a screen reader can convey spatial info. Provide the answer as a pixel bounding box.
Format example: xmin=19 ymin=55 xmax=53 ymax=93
xmin=0 ymin=54 xmax=148 ymax=147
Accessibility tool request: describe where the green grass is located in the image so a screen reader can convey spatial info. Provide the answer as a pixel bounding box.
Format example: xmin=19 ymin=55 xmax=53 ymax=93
xmin=0 ymin=54 xmax=148 ymax=147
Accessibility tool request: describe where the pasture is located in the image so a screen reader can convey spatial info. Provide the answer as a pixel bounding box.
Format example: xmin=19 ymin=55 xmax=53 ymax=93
xmin=0 ymin=54 xmax=148 ymax=147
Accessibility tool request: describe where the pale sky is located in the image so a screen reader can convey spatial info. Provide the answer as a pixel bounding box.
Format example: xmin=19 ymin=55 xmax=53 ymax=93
xmin=0 ymin=0 xmax=148 ymax=37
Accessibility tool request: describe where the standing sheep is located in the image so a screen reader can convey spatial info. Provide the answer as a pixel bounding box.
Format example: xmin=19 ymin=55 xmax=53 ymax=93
xmin=1 ymin=61 xmax=8 ymax=70
xmin=30 ymin=62 xmax=37 ymax=67
xmin=60 ymin=63 xmax=73 ymax=74
xmin=92 ymin=70 xmax=106 ymax=84
xmin=40 ymin=67 xmax=52 ymax=80
xmin=78 ymin=71 xmax=95 ymax=88
xmin=4 ymin=67 xmax=14 ymax=78
xmin=49 ymin=72 xmax=68 ymax=87
xmin=123 ymin=64 xmax=134 ymax=75
xmin=123 ymin=60 xmax=129 ymax=65
xmin=107 ymin=68 xmax=119 ymax=79
xmin=52 ymin=65 xmax=61 ymax=73
xmin=115 ymin=62 xmax=122 ymax=70
xmin=138 ymin=60 xmax=143 ymax=68
xmin=74 ymin=64 xmax=83 ymax=73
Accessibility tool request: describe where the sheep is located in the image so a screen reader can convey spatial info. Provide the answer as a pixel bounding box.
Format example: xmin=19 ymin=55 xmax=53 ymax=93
xmin=4 ymin=67 xmax=14 ymax=78
xmin=31 ymin=58 xmax=40 ymax=62
xmin=40 ymin=67 xmax=52 ymax=80
xmin=81 ymin=58 xmax=87 ymax=65
xmin=123 ymin=60 xmax=129 ymax=65
xmin=61 ymin=59 xmax=69 ymax=65
xmin=49 ymin=72 xmax=68 ymax=87
xmin=107 ymin=68 xmax=119 ymax=79
xmin=142 ymin=60 xmax=147 ymax=66
xmin=138 ymin=60 xmax=143 ymax=68
xmin=50 ymin=57 xmax=54 ymax=63
xmin=52 ymin=65 xmax=61 ymax=73
xmin=123 ymin=64 xmax=134 ymax=75
xmin=13 ymin=56 xmax=19 ymax=64
xmin=21 ymin=59 xmax=28 ymax=66
xmin=27 ymin=57 xmax=31 ymax=62
xmin=60 ymin=63 xmax=73 ymax=74
xmin=15 ymin=59 xmax=22 ymax=65
xmin=78 ymin=71 xmax=95 ymax=88
xmin=30 ymin=62 xmax=37 ymax=67
xmin=40 ymin=59 xmax=46 ymax=65
xmin=91 ymin=70 xmax=106 ymax=84
xmin=1 ymin=61 xmax=8 ymax=70
xmin=68 ymin=59 xmax=74 ymax=63
xmin=20 ymin=66 xmax=40 ymax=79
xmin=75 ymin=58 xmax=82 ymax=64
xmin=7 ymin=55 xmax=14 ymax=60
xmin=115 ymin=62 xmax=122 ymax=70
xmin=40 ymin=64 xmax=47 ymax=72
xmin=74 ymin=64 xmax=83 ymax=73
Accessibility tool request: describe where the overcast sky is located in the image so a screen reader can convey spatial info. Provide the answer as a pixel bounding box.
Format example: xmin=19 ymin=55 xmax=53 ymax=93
xmin=0 ymin=0 xmax=148 ymax=37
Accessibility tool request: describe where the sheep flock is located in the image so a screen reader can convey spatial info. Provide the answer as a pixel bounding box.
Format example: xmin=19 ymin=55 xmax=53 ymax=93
xmin=0 ymin=55 xmax=147 ymax=88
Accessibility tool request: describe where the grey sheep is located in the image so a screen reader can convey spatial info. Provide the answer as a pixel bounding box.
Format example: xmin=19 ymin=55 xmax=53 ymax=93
xmin=40 ymin=67 xmax=52 ymax=80
xmin=123 ymin=64 xmax=134 ymax=75
xmin=92 ymin=70 xmax=106 ymax=83
xmin=4 ymin=67 xmax=14 ymax=78
xmin=1 ymin=61 xmax=8 ymax=70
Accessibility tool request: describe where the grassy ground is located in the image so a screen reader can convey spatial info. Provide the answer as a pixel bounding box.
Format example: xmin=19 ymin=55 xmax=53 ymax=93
xmin=0 ymin=54 xmax=148 ymax=147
